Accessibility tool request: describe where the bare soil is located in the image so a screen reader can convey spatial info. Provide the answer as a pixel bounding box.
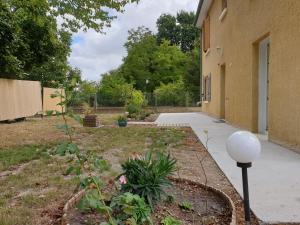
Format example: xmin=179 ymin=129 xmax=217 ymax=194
xmin=172 ymin=128 xmax=259 ymax=225
xmin=66 ymin=179 xmax=232 ymax=225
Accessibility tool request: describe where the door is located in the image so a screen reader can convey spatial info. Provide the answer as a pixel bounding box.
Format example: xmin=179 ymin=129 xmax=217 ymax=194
xmin=258 ymin=37 xmax=270 ymax=134
xmin=220 ymin=65 xmax=226 ymax=119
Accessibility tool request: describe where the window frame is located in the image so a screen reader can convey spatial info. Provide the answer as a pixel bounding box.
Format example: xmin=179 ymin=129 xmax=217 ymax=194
xmin=203 ymin=74 xmax=212 ymax=102
xmin=219 ymin=0 xmax=228 ymax=21
xmin=203 ymin=16 xmax=210 ymax=53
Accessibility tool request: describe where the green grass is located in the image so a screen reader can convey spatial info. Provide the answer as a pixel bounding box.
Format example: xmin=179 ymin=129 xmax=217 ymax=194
xmin=0 ymin=144 xmax=52 ymax=171
xmin=0 ymin=124 xmax=187 ymax=225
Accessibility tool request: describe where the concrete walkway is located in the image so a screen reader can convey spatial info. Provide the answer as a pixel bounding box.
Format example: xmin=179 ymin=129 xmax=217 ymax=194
xmin=155 ymin=113 xmax=300 ymax=224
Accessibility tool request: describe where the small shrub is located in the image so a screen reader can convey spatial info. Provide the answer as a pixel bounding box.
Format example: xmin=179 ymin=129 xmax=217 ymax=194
xmin=154 ymin=81 xmax=189 ymax=106
xmin=118 ymin=151 xmax=176 ymax=209
xmin=110 ymin=192 xmax=152 ymax=224
xmin=117 ymin=115 xmax=127 ymax=123
xmin=126 ymin=104 xmax=141 ymax=116
xmin=179 ymin=201 xmax=193 ymax=211
xmin=126 ymin=90 xmax=147 ymax=116
xmin=161 ymin=216 xmax=181 ymax=225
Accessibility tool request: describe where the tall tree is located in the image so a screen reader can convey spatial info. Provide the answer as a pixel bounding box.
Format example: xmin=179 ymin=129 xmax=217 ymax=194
xmin=0 ymin=0 xmax=139 ymax=84
xmin=177 ymin=11 xmax=199 ymax=52
xmin=152 ymin=40 xmax=187 ymax=86
xmin=124 ymin=26 xmax=153 ymax=50
xmin=156 ymin=14 xmax=180 ymax=46
xmin=184 ymin=41 xmax=201 ymax=103
xmin=48 ymin=0 xmax=139 ymax=33
xmin=121 ymin=35 xmax=159 ymax=92
xmin=156 ymin=11 xmax=199 ymax=52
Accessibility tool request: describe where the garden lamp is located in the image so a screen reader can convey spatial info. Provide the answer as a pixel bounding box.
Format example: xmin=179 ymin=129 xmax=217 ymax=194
xmin=226 ymin=131 xmax=261 ymax=225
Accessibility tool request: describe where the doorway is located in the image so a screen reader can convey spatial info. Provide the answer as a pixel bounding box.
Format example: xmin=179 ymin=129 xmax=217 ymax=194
xmin=258 ymin=37 xmax=270 ymax=134
xmin=220 ymin=64 xmax=226 ymax=119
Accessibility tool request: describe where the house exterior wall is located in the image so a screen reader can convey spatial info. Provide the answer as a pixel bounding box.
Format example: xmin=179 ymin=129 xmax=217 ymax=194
xmin=200 ymin=0 xmax=300 ymax=151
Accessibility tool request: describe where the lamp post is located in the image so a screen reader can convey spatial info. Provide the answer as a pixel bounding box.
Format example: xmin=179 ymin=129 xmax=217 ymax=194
xmin=226 ymin=131 xmax=261 ymax=225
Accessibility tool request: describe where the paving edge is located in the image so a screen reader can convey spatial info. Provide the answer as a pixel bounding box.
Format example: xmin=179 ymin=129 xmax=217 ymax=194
xmin=61 ymin=178 xmax=236 ymax=225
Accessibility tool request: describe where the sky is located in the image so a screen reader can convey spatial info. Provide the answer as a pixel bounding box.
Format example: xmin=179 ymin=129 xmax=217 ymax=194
xmin=68 ymin=0 xmax=198 ymax=81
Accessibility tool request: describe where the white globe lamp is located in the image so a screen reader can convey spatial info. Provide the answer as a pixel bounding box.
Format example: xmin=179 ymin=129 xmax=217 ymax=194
xmin=226 ymin=131 xmax=261 ymax=163
xmin=226 ymin=131 xmax=261 ymax=225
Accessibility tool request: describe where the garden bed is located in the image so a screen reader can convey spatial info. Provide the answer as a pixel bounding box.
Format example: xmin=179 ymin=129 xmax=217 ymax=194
xmin=63 ymin=178 xmax=234 ymax=225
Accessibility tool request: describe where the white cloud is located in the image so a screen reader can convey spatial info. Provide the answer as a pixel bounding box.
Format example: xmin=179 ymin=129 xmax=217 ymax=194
xmin=68 ymin=0 xmax=198 ymax=81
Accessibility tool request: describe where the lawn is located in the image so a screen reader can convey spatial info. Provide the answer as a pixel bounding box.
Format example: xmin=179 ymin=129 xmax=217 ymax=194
xmin=0 ymin=113 xmax=256 ymax=225
xmin=0 ymin=114 xmax=186 ymax=225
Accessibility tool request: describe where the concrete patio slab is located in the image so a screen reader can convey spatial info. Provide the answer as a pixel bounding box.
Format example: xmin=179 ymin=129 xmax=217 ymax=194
xmin=156 ymin=112 xmax=300 ymax=223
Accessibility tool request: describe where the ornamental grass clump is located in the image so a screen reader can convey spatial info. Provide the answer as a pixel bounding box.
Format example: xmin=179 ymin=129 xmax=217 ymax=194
xmin=118 ymin=151 xmax=177 ymax=209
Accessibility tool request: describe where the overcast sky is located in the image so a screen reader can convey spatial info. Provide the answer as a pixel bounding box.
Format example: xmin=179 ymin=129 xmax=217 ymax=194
xmin=68 ymin=0 xmax=198 ymax=81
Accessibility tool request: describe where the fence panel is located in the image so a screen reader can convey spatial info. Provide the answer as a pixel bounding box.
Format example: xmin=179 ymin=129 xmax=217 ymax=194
xmin=43 ymin=87 xmax=65 ymax=114
xmin=0 ymin=79 xmax=42 ymax=121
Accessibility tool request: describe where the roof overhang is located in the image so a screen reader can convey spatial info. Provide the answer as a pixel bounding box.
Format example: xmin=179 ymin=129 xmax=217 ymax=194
xmin=194 ymin=0 xmax=213 ymax=27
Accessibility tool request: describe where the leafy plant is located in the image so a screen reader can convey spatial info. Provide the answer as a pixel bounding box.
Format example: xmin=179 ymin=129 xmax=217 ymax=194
xmin=51 ymin=78 xmax=116 ymax=225
xmin=110 ymin=192 xmax=152 ymax=224
xmin=161 ymin=216 xmax=181 ymax=225
xmin=125 ymin=89 xmax=147 ymax=116
xmin=118 ymin=151 xmax=176 ymax=209
xmin=117 ymin=115 xmax=127 ymax=123
xmin=179 ymin=201 xmax=193 ymax=211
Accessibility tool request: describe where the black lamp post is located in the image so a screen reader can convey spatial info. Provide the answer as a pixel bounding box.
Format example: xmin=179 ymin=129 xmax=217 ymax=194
xmin=226 ymin=131 xmax=261 ymax=225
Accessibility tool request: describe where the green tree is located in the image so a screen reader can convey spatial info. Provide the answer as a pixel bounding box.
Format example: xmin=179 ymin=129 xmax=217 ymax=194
xmin=152 ymin=40 xmax=187 ymax=87
xmin=121 ymin=35 xmax=159 ymax=92
xmin=156 ymin=14 xmax=180 ymax=46
xmin=0 ymin=1 xmax=21 ymax=77
xmin=124 ymin=26 xmax=153 ymax=50
xmin=184 ymin=41 xmax=201 ymax=103
xmin=48 ymin=0 xmax=139 ymax=33
xmin=177 ymin=11 xmax=200 ymax=52
xmin=98 ymin=70 xmax=133 ymax=106
xmin=0 ymin=0 xmax=65 ymax=79
xmin=156 ymin=11 xmax=199 ymax=52
xmin=154 ymin=81 xmax=187 ymax=106
xmin=0 ymin=0 xmax=139 ymax=84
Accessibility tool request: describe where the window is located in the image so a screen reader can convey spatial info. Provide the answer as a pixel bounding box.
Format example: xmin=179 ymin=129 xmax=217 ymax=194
xmin=203 ymin=74 xmax=211 ymax=102
xmin=203 ymin=16 xmax=210 ymax=52
xmin=222 ymin=0 xmax=227 ymax=11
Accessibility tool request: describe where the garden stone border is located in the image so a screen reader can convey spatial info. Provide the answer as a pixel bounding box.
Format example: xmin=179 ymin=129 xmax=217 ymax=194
xmin=169 ymin=177 xmax=236 ymax=225
xmin=61 ymin=189 xmax=86 ymax=225
xmin=61 ymin=178 xmax=236 ymax=225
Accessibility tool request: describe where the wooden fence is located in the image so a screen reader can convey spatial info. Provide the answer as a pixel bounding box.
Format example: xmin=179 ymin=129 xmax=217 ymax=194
xmin=0 ymin=79 xmax=42 ymax=121
xmin=0 ymin=79 xmax=63 ymax=121
xmin=43 ymin=87 xmax=65 ymax=114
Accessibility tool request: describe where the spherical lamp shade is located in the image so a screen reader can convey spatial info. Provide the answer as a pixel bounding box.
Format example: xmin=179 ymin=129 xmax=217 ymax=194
xmin=226 ymin=131 xmax=261 ymax=163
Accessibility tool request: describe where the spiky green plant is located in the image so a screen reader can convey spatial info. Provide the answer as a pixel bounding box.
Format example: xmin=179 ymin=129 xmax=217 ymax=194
xmin=118 ymin=151 xmax=176 ymax=209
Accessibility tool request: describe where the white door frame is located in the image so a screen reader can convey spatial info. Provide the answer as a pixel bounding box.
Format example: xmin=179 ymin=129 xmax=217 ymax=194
xmin=258 ymin=37 xmax=270 ymax=134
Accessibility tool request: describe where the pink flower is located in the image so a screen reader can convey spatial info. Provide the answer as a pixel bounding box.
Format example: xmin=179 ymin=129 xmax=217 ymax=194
xmin=119 ymin=175 xmax=127 ymax=184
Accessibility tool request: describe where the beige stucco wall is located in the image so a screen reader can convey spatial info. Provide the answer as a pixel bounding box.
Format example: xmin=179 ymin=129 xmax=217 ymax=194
xmin=0 ymin=79 xmax=42 ymax=121
xmin=43 ymin=87 xmax=65 ymax=114
xmin=201 ymin=0 xmax=300 ymax=151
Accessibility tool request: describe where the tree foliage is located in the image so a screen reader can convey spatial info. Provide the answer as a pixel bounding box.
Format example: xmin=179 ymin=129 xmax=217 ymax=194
xmin=124 ymin=26 xmax=153 ymax=50
xmin=121 ymin=35 xmax=158 ymax=92
xmin=154 ymin=81 xmax=188 ymax=106
xmin=48 ymin=0 xmax=139 ymax=33
xmin=98 ymin=11 xmax=201 ymax=106
xmin=183 ymin=41 xmax=201 ymax=103
xmin=157 ymin=11 xmax=199 ymax=52
xmin=152 ymin=40 xmax=187 ymax=86
xmin=0 ymin=0 xmax=139 ymax=86
xmin=98 ymin=70 xmax=133 ymax=106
